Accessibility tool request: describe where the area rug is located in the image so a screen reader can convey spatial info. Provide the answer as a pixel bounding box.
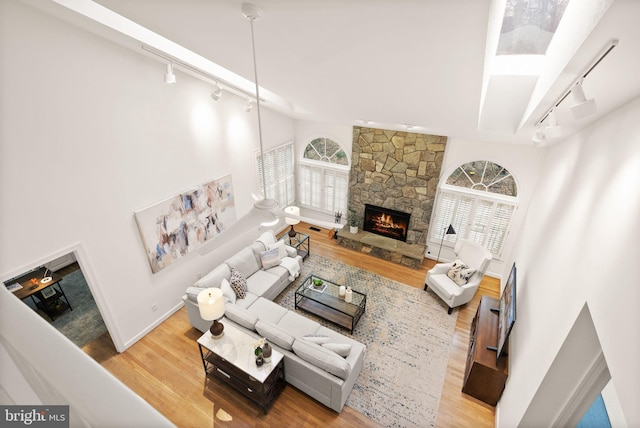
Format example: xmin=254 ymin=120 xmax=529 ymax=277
xmin=274 ymin=254 xmax=458 ymax=427
xmin=24 ymin=269 xmax=107 ymax=348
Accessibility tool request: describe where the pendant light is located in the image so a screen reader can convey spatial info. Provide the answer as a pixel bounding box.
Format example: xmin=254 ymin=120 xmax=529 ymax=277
xmin=242 ymin=3 xmax=278 ymax=211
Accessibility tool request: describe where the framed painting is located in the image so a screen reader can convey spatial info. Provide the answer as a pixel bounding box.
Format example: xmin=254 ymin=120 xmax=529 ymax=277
xmin=134 ymin=174 xmax=237 ymax=273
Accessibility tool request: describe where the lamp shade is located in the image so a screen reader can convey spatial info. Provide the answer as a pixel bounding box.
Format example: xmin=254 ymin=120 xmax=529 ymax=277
xmin=284 ymin=206 xmax=301 ymax=225
xmin=197 ymin=288 xmax=225 ymax=321
xmin=445 ymin=224 xmax=456 ymax=235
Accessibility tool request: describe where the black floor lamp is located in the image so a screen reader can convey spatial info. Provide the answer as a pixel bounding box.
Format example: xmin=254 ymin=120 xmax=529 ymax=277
xmin=436 ymin=224 xmax=456 ymax=263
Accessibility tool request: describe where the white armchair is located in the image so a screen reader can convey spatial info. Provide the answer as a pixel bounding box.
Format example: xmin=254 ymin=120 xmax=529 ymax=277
xmin=424 ymin=238 xmax=493 ymax=314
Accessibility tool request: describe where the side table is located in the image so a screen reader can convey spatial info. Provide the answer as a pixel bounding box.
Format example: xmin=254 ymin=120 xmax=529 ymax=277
xmin=9 ymin=268 xmax=73 ymax=321
xmin=197 ymin=322 xmax=285 ymax=414
xmin=280 ymin=231 xmax=310 ymax=260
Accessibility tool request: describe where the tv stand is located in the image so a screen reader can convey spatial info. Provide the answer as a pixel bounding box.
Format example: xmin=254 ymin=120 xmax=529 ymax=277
xmin=462 ymin=296 xmax=508 ymax=406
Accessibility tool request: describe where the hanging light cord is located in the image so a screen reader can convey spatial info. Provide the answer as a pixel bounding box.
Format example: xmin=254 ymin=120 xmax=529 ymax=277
xmin=248 ymin=15 xmax=268 ymax=199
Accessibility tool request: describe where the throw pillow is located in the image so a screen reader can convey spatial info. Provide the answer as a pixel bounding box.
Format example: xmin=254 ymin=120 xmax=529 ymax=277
xmin=260 ymin=248 xmax=282 ymax=269
xmin=267 ymin=240 xmax=289 ymax=259
xmin=220 ymin=278 xmax=236 ymax=304
xmin=292 ymin=340 xmax=352 ymax=381
xmin=322 ymin=342 xmax=352 ymax=358
xmin=446 ymin=259 xmax=477 ymax=286
xmin=229 ymin=267 xmax=247 ymax=299
xmin=303 ymin=334 xmax=331 ymax=344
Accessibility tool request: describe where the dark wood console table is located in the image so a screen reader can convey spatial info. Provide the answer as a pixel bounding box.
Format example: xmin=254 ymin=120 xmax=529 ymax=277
xmin=462 ymin=295 xmax=508 ymax=406
xmin=9 ymin=268 xmax=72 ymax=321
xmin=197 ymin=323 xmax=285 ymax=414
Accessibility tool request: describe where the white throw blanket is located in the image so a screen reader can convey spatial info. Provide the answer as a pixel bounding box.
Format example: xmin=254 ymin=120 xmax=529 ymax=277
xmin=280 ymin=257 xmax=300 ymax=281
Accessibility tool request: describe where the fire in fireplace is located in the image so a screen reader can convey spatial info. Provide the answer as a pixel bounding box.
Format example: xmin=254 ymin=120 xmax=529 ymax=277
xmin=363 ymin=204 xmax=411 ymax=242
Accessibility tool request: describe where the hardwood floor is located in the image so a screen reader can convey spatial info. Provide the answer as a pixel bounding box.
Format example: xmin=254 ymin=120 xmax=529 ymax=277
xmin=83 ymin=223 xmax=499 ymax=427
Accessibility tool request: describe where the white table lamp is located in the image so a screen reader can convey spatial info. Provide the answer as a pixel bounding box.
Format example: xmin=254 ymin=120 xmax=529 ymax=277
xmin=197 ymin=288 xmax=225 ymax=338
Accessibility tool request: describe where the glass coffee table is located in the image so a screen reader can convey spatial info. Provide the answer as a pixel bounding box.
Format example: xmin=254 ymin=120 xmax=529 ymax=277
xmin=295 ymin=275 xmax=366 ymax=333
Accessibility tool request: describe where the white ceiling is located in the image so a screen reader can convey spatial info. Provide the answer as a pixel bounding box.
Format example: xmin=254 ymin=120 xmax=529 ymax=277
xmin=32 ymin=0 xmax=640 ymax=145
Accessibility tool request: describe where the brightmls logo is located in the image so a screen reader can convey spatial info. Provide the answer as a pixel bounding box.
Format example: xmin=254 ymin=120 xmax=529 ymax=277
xmin=1 ymin=406 xmax=68 ymax=427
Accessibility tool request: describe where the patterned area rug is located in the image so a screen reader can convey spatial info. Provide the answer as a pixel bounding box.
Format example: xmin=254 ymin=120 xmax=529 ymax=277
xmin=274 ymin=254 xmax=458 ymax=427
xmin=24 ymin=269 xmax=107 ymax=348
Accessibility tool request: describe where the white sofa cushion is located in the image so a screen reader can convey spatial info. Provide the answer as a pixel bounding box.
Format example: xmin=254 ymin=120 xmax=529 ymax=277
xmin=428 ymin=274 xmax=463 ymax=300
xmin=246 ymin=270 xmax=280 ymax=298
xmin=226 ymin=247 xmax=261 ymax=279
xmin=247 ymin=297 xmax=288 ymax=325
xmin=233 ymin=292 xmax=258 ymax=310
xmin=224 ymin=305 xmax=258 ymax=331
xmin=292 ymin=339 xmax=352 ymax=381
xmin=194 ymin=263 xmax=231 ymax=289
xmin=255 ymin=320 xmax=295 ymax=351
xmin=278 ymin=311 xmax=322 ymax=339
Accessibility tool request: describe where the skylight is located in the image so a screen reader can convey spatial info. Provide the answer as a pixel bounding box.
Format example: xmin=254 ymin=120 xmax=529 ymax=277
xmin=497 ymin=0 xmax=571 ymax=55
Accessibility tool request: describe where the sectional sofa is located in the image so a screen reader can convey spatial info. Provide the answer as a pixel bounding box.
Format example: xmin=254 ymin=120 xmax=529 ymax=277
xmin=182 ymin=230 xmax=366 ymax=413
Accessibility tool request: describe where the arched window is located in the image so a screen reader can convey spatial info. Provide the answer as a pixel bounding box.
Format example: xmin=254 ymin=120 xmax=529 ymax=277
xmin=431 ymin=161 xmax=518 ymax=259
xmin=299 ymin=138 xmax=350 ymax=214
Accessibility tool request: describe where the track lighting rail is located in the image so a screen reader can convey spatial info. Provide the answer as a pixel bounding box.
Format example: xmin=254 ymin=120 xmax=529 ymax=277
xmin=534 ymin=39 xmax=618 ymax=128
xmin=142 ymin=45 xmax=265 ymax=103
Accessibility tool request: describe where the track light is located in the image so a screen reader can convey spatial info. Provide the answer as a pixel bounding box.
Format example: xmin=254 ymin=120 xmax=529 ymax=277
xmin=532 ymin=126 xmax=547 ymax=146
xmin=570 ymin=78 xmax=596 ymax=119
xmin=164 ymin=63 xmax=176 ymax=84
xmin=532 ymin=39 xmax=617 ymax=142
xmin=545 ymin=108 xmax=562 ymax=139
xmin=210 ymin=82 xmax=222 ymax=101
xmin=245 ymin=99 xmax=254 ymax=112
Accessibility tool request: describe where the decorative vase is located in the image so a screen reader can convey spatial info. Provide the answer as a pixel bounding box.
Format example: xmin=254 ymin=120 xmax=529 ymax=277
xmin=349 ymin=226 xmax=358 ymax=234
xmin=339 ymin=285 xmax=346 ymax=298
xmin=345 ymin=286 xmax=353 ymax=303
xmin=255 ymin=355 xmax=264 ymax=366
xmin=262 ymin=342 xmax=272 ymax=363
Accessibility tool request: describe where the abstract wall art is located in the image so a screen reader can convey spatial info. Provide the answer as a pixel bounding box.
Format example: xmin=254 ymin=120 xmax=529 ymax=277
xmin=134 ymin=174 xmax=236 ymax=273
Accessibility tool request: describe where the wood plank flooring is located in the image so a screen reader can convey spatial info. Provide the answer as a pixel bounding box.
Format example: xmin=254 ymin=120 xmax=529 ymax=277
xmin=82 ymin=223 xmax=499 ymax=427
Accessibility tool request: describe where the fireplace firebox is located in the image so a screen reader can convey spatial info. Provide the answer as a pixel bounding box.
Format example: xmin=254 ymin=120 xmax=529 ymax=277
xmin=363 ymin=204 xmax=411 ymax=242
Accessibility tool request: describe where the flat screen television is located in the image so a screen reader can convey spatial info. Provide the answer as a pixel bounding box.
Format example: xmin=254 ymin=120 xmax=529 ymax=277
xmin=490 ymin=262 xmax=517 ymax=362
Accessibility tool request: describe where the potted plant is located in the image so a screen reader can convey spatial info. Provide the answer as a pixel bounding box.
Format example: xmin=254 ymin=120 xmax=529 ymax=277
xmin=348 ymin=210 xmax=358 ymax=234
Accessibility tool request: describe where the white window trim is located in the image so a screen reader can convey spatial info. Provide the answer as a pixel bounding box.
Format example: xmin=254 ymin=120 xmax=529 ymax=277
xmin=430 ymin=185 xmax=518 ymax=261
xmin=298 ymin=137 xmax=351 ymax=216
xmin=298 ymin=163 xmax=349 ymax=215
xmin=254 ymin=141 xmax=295 ymax=208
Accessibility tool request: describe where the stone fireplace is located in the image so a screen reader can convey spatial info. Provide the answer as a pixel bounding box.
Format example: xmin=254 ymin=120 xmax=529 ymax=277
xmin=363 ymin=204 xmax=410 ymax=242
xmin=337 ymin=126 xmax=447 ymax=268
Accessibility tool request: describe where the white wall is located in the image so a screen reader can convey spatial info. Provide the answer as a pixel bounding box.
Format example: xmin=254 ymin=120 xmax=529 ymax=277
xmin=293 ymin=120 xmax=353 ymax=222
xmin=0 ymin=1 xmax=294 ymax=351
xmin=497 ymin=96 xmax=640 ymax=426
xmin=428 ymin=137 xmax=544 ymax=277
